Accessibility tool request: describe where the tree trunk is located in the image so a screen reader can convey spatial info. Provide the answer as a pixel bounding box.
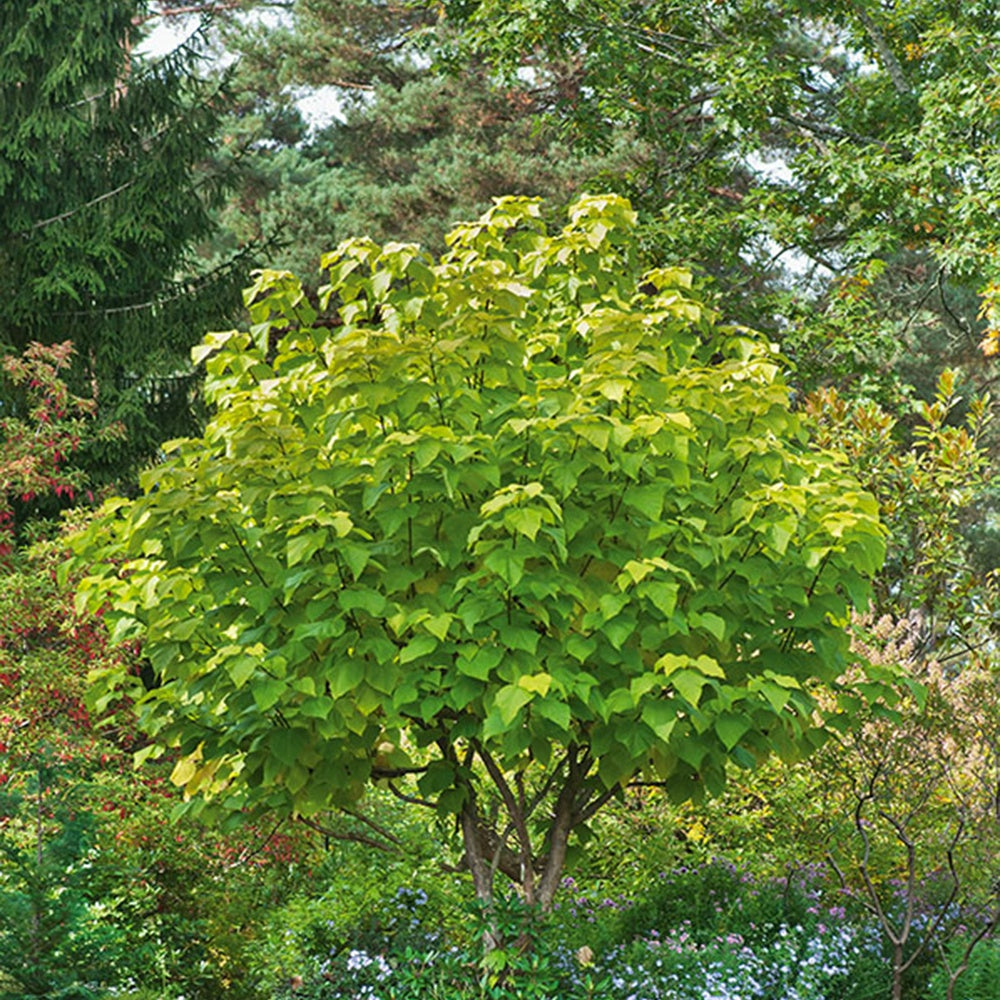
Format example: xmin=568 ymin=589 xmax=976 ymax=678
xmin=891 ymin=942 xmax=904 ymax=1000
xmin=536 ymin=769 xmax=579 ymax=912
xmin=459 ymin=796 xmax=501 ymax=951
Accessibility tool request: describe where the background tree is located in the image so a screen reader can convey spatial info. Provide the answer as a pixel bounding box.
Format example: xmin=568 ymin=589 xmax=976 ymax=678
xmin=436 ymin=1 xmax=1000 ymax=395
xmin=206 ymin=0 xmax=644 ymax=283
xmin=819 ymin=620 xmax=1000 ymax=1000
xmin=0 ymin=1 xmax=252 ymax=477
xmin=77 ymin=195 xmax=885 ymax=928
xmin=0 ymin=342 xmax=140 ymax=997
xmin=0 ymin=340 xmax=319 ymax=999
xmin=806 ymin=371 xmax=995 ymax=660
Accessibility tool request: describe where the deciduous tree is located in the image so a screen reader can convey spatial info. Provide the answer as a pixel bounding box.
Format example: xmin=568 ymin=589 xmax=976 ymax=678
xmin=77 ymin=195 xmax=885 ymax=921
xmin=437 ymin=1 xmax=1000 ymax=398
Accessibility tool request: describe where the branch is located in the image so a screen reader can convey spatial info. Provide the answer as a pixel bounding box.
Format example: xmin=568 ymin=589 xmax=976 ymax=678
xmin=577 ymin=782 xmax=621 ymax=826
xmin=777 ymin=112 xmax=897 ymax=151
xmin=222 ymin=815 xmax=286 ymax=869
xmin=941 ymin=898 xmax=1000 ymax=997
xmin=326 ymin=79 xmax=376 ymax=93
xmin=895 ymin=814 xmax=964 ymax=976
xmin=229 ymin=524 xmax=269 ymax=589
xmin=473 ymin=739 xmax=535 ymax=901
xmin=854 ymin=767 xmax=895 ymax=934
xmin=826 ymin=850 xmax=877 ymax=916
xmin=132 ymin=1 xmax=253 ymax=24
xmin=340 ymin=807 xmax=403 ymax=847
xmin=386 ymin=781 xmax=437 ymax=811
xmin=298 ymin=815 xmax=400 ymax=854
xmin=54 ymin=244 xmax=266 ymax=319
xmin=371 ymin=764 xmax=430 ymax=779
xmin=487 ymin=817 xmax=522 ymax=884
xmin=536 ymin=747 xmax=586 ymax=910
xmin=21 ymin=182 xmax=137 ymax=234
xmin=522 ymin=750 xmax=572 ymax=823
xmin=935 ymin=268 xmax=979 ymax=351
xmin=850 ymin=3 xmax=910 ymax=96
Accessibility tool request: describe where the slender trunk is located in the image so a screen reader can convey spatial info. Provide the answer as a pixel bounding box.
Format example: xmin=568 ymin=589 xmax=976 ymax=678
xmin=459 ymin=798 xmax=493 ymax=903
xmin=459 ymin=796 xmax=501 ymax=950
xmin=536 ymin=771 xmax=580 ymax=912
xmin=31 ymin=767 xmax=43 ymax=962
xmin=35 ymin=768 xmax=43 ymax=867
xmin=891 ymin=942 xmax=904 ymax=1000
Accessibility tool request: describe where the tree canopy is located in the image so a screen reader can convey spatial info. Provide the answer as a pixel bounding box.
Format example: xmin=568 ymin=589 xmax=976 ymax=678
xmin=436 ymin=0 xmax=1000 ymax=397
xmin=76 ymin=194 xmax=884 ymax=911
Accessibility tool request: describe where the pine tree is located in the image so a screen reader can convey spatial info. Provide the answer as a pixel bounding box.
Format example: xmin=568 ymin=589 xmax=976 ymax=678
xmin=212 ymin=0 xmax=644 ymax=281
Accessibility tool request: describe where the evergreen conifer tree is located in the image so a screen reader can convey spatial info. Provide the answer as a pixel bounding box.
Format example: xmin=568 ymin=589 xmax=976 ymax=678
xmin=0 ymin=2 xmax=249 ymax=475
xmin=212 ymin=0 xmax=643 ymax=280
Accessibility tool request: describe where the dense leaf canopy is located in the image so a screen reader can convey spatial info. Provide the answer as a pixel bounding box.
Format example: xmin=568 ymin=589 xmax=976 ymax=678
xmin=77 ymin=194 xmax=884 ymax=905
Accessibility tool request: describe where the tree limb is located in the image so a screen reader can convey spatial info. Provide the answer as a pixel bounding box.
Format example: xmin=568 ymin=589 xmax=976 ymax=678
xmin=850 ymin=3 xmax=910 ymax=96
xmin=473 ymin=739 xmax=535 ymax=903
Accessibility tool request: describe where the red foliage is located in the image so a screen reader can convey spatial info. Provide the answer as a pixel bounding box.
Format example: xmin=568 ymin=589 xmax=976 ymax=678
xmin=0 ymin=341 xmax=123 ymax=560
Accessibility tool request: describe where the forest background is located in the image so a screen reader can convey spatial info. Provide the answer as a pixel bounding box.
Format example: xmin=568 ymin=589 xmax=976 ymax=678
xmin=1 ymin=1 xmax=1000 ymax=998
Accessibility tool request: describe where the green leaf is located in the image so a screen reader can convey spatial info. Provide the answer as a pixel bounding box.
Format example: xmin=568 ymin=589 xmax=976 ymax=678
xmin=340 ymin=543 xmax=370 ymax=580
xmin=567 ymin=633 xmax=597 ymax=662
xmin=576 ymin=421 xmax=611 ymax=451
xmin=620 ymin=559 xmax=655 ymax=587
xmin=655 ymin=653 xmax=688 ymax=676
xmin=495 ymin=684 xmax=532 ymax=724
xmin=506 ymin=507 xmax=543 ymax=541
xmin=270 ymin=728 xmax=309 ymax=767
xmin=643 ymin=581 xmax=679 ymax=618
xmin=690 ymin=612 xmax=726 ymax=642
xmin=670 ymin=669 xmax=708 ymax=707
xmin=535 ymin=697 xmax=571 ymax=731
xmin=506 ymin=626 xmax=540 ymax=655
xmin=425 ymin=613 xmax=454 ymax=641
xmin=287 ymin=531 xmax=324 ymax=567
xmin=483 ymin=546 xmax=525 ymax=588
xmin=457 ymin=645 xmax=503 ymax=680
xmin=624 ymin=484 xmax=667 ymax=520
xmin=692 ymin=655 xmax=726 ymax=679
xmin=399 ymin=634 xmax=438 ymax=663
xmin=340 ymin=588 xmax=387 ymax=617
xmin=228 ymin=655 xmax=257 ymax=689
xmin=329 ymin=659 xmax=365 ymax=698
xmin=641 ymin=700 xmax=678 ymax=743
xmin=759 ymin=681 xmax=791 ymax=713
xmin=253 ymin=677 xmax=287 ymax=712
xmin=715 ymin=713 xmax=751 ymax=751
xmin=518 ymin=673 xmax=552 ymax=697
xmin=418 ymin=761 xmax=456 ymax=796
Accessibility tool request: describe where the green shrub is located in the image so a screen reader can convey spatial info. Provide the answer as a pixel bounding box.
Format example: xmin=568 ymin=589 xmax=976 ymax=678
xmin=927 ymin=935 xmax=1000 ymax=1000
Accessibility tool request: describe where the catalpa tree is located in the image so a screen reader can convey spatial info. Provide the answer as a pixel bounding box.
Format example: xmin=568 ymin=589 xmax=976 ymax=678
xmin=77 ymin=195 xmax=884 ymax=912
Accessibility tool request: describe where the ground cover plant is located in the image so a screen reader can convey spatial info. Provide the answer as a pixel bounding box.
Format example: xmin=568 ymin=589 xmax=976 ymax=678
xmin=251 ymin=857 xmax=918 ymax=1000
